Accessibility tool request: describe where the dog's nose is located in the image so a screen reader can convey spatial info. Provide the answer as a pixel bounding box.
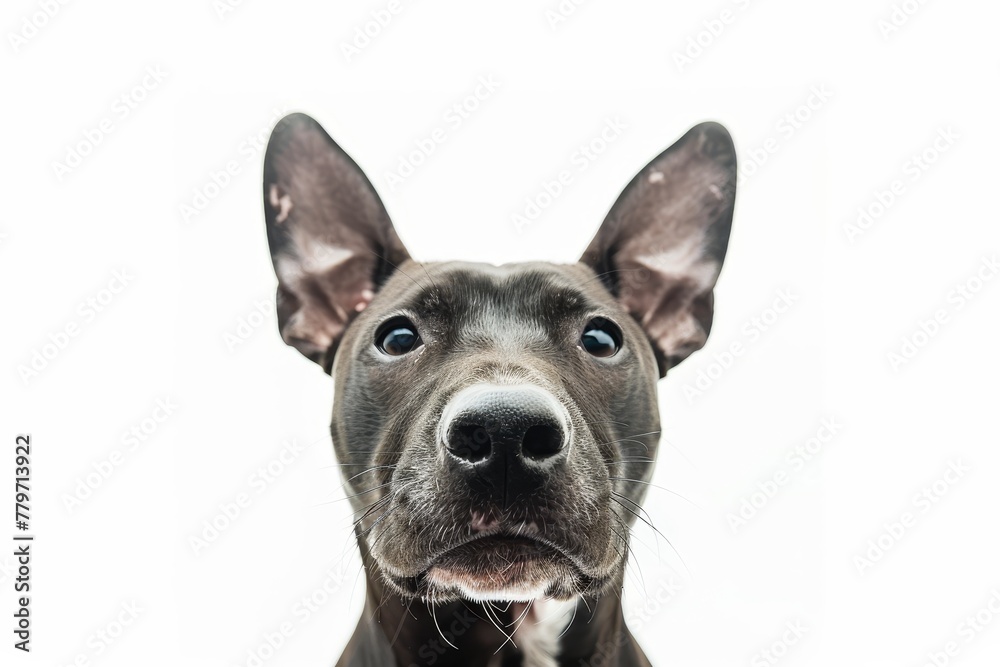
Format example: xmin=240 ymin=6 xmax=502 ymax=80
xmin=440 ymin=384 xmax=570 ymax=464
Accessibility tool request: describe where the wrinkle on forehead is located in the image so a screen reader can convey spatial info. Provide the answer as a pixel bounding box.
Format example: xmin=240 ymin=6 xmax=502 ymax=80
xmin=406 ymin=263 xmax=607 ymax=311
xmin=398 ymin=264 xmax=604 ymax=344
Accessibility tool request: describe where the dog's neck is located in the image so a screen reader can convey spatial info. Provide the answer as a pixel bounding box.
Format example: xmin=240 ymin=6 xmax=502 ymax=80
xmin=338 ymin=552 xmax=649 ymax=667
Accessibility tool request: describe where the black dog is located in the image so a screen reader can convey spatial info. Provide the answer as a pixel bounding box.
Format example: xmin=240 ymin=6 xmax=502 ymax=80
xmin=261 ymin=113 xmax=736 ymax=666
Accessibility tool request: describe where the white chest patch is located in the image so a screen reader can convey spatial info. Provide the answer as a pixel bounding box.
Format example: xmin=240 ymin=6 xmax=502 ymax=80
xmin=512 ymin=598 xmax=577 ymax=667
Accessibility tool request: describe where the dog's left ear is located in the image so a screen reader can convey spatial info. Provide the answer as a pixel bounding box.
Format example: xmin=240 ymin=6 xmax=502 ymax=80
xmin=581 ymin=122 xmax=736 ymax=377
xmin=262 ymin=113 xmax=410 ymax=371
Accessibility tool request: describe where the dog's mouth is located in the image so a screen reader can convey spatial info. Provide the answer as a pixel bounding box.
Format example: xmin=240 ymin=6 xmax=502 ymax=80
xmin=432 ymin=534 xmax=561 ymax=571
xmin=383 ymin=532 xmax=598 ymax=602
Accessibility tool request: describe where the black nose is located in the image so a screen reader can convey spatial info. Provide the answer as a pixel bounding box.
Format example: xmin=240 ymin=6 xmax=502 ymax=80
xmin=441 ymin=385 xmax=569 ymax=465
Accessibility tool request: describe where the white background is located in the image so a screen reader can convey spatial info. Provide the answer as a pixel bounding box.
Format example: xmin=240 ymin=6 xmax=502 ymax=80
xmin=3 ymin=0 xmax=1000 ymax=665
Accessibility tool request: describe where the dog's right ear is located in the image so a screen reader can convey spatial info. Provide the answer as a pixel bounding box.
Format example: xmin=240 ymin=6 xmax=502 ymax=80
xmin=262 ymin=113 xmax=410 ymax=371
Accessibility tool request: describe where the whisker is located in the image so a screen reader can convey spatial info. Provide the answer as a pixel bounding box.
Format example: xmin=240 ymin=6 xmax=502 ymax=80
xmin=332 ymin=464 xmax=397 ymax=489
xmin=310 ymin=482 xmax=393 ymax=508
xmin=608 ymin=520 xmax=647 ymax=592
xmin=366 ymin=247 xmax=428 ymax=293
xmin=557 ymin=599 xmax=578 ymax=639
xmin=608 ymin=477 xmax=698 ymax=507
xmin=388 ymin=597 xmax=416 ymax=648
xmin=610 ymin=494 xmax=690 ymax=576
xmin=320 ymin=461 xmax=399 ymax=468
xmin=582 ymin=419 xmax=630 ymax=428
xmin=417 ymin=262 xmax=442 ymax=295
xmin=597 ymin=430 xmax=662 ymax=446
xmin=485 ymin=603 xmax=516 ymax=653
xmin=660 ymin=436 xmax=698 ymax=469
xmin=509 ymin=599 xmax=534 ymax=638
xmin=429 ymin=602 xmax=458 ymax=649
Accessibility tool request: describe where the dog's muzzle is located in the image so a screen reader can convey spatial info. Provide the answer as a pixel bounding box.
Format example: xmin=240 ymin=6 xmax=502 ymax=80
xmin=371 ymin=380 xmax=619 ymax=602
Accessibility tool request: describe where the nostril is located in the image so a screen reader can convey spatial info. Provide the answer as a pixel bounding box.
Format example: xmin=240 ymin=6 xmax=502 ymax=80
xmin=521 ymin=423 xmax=564 ymax=461
xmin=448 ymin=423 xmax=492 ymax=463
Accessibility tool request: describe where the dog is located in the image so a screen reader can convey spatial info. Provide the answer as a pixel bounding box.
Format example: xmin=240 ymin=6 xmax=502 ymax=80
xmin=260 ymin=112 xmax=736 ymax=666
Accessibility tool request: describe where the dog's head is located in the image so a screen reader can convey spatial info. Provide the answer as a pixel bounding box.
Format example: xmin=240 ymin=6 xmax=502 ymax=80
xmin=261 ymin=113 xmax=735 ymax=603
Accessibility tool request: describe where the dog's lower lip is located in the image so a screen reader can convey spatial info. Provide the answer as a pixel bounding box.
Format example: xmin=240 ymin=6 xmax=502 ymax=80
xmin=470 ymin=534 xmax=549 ymax=552
xmin=380 ymin=531 xmax=614 ymax=600
xmin=429 ymin=534 xmax=561 ymax=570
xmin=419 ymin=534 xmax=569 ymax=598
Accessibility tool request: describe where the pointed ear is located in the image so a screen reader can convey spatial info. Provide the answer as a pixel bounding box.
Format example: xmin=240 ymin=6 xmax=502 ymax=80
xmin=581 ymin=122 xmax=736 ymax=377
xmin=262 ymin=113 xmax=410 ymax=371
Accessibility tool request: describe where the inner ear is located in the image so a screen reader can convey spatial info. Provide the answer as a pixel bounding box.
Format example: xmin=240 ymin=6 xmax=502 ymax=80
xmin=262 ymin=113 xmax=410 ymax=370
xmin=581 ymin=122 xmax=737 ymax=376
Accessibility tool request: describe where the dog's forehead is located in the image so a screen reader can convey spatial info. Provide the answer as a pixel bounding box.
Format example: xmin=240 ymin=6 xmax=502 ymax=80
xmin=375 ymin=260 xmax=616 ymax=316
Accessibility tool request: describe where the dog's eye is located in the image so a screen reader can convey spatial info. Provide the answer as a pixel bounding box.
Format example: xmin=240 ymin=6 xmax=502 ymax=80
xmin=581 ymin=319 xmax=621 ymax=358
xmin=377 ymin=319 xmax=421 ymax=356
